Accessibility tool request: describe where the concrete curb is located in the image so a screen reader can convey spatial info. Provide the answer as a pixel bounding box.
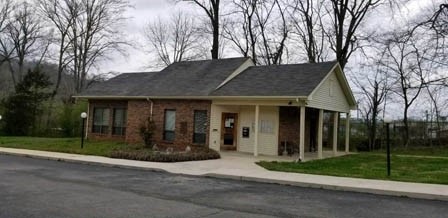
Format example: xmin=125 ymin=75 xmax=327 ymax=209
xmin=0 ymin=151 xmax=169 ymax=174
xmin=205 ymin=173 xmax=448 ymax=201
xmin=1 ymin=150 xmax=447 ymax=202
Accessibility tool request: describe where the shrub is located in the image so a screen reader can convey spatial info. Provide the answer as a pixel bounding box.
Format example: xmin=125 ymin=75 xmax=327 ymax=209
xmin=139 ymin=117 xmax=156 ymax=148
xmin=109 ymin=145 xmax=220 ymax=162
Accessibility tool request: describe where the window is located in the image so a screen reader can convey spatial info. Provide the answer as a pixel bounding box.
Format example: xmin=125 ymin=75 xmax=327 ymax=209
xmin=93 ymin=108 xmax=110 ymax=134
xmin=260 ymin=120 xmax=274 ymax=134
xmin=164 ymin=110 xmax=176 ymax=142
xmin=193 ymin=110 xmax=207 ymax=144
xmin=112 ymin=108 xmax=127 ymax=136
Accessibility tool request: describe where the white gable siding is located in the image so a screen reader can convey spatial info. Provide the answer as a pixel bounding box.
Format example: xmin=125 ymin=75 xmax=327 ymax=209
xmin=209 ymin=104 xmax=279 ymax=156
xmin=237 ymin=106 xmax=279 ymax=155
xmin=237 ymin=106 xmax=255 ymax=153
xmin=257 ymin=106 xmax=279 ymax=155
xmin=308 ymin=71 xmax=351 ymax=112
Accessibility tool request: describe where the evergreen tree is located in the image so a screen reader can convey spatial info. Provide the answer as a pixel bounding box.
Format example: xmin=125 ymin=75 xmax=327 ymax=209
xmin=2 ymin=69 xmax=52 ymax=135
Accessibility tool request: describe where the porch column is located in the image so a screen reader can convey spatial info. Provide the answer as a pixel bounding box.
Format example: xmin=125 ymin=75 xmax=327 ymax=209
xmin=254 ymin=105 xmax=260 ymax=156
xmin=333 ymin=112 xmax=339 ymax=156
xmin=345 ymin=112 xmax=350 ymax=153
xmin=317 ymin=109 xmax=324 ymax=159
xmin=299 ymin=106 xmax=305 ymax=161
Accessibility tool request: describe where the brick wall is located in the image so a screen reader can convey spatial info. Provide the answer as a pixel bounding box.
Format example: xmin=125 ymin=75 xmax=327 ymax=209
xmin=150 ymin=99 xmax=211 ymax=150
xmin=278 ymin=107 xmax=317 ymax=155
xmin=88 ymin=99 xmax=212 ymax=150
xmin=87 ymin=100 xmax=128 ymax=141
xmin=126 ymin=100 xmax=152 ymax=144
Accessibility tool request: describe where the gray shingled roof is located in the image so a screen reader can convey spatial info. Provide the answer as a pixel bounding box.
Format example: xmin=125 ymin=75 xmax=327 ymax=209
xmin=82 ymin=72 xmax=157 ymax=96
xmin=80 ymin=58 xmax=337 ymax=98
xmin=81 ymin=57 xmax=250 ymax=97
xmin=211 ymin=61 xmax=337 ymax=96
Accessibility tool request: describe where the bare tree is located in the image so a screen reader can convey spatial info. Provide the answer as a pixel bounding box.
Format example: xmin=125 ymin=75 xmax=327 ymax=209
xmin=0 ymin=1 xmax=47 ymax=89
xmin=426 ymin=3 xmax=447 ymax=36
xmin=326 ymin=0 xmax=380 ymax=69
xmin=0 ymin=0 xmax=12 ymax=65
xmin=288 ymin=0 xmax=328 ymax=63
xmin=143 ymin=12 xmax=203 ymax=67
xmin=222 ymin=0 xmax=258 ymax=62
xmin=255 ymin=0 xmax=289 ymax=65
xmin=223 ymin=0 xmax=289 ymax=65
xmin=378 ymin=31 xmax=434 ymax=147
xmin=354 ymin=64 xmax=390 ymax=150
xmin=183 ymin=0 xmax=221 ymax=59
xmin=38 ymin=0 xmax=77 ymax=97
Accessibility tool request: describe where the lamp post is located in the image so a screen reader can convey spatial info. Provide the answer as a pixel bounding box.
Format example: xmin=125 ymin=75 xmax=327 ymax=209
xmin=384 ymin=119 xmax=391 ymax=177
xmin=80 ymin=112 xmax=87 ymax=149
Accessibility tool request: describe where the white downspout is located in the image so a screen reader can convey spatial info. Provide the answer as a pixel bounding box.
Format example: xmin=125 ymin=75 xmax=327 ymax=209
xmin=147 ymin=97 xmax=153 ymax=121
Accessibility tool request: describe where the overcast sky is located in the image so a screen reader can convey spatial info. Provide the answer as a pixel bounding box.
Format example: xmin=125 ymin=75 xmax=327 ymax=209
xmin=95 ymin=0 xmax=443 ymax=120
xmin=99 ymin=0 xmax=436 ymax=73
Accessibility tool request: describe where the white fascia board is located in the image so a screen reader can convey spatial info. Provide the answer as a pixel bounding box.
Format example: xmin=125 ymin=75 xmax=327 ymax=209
xmin=73 ymin=95 xmax=309 ymax=101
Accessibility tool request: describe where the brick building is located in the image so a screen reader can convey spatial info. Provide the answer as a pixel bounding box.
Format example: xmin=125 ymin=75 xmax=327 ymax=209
xmin=75 ymin=57 xmax=357 ymax=161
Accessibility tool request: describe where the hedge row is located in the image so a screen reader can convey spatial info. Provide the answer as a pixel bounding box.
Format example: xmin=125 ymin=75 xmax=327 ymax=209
xmin=109 ymin=147 xmax=220 ymax=162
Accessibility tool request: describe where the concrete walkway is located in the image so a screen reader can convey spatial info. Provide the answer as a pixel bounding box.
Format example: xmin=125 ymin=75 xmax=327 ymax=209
xmin=1 ymin=147 xmax=447 ymax=201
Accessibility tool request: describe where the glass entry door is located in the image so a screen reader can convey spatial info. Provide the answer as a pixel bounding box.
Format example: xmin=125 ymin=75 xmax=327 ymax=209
xmin=221 ymin=113 xmax=238 ymax=150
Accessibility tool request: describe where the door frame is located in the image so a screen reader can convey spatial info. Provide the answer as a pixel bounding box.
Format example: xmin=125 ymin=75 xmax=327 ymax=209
xmin=220 ymin=112 xmax=238 ymax=150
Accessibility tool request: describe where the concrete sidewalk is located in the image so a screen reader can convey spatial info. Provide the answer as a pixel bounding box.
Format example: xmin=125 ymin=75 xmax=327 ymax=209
xmin=1 ymin=147 xmax=447 ymax=201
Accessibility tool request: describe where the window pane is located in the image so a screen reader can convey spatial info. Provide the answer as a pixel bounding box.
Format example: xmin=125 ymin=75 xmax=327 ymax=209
xmin=93 ymin=108 xmax=109 ymax=134
xmin=194 ymin=110 xmax=207 ymax=134
xmin=164 ymin=131 xmax=175 ymax=142
xmin=193 ymin=110 xmax=207 ymax=144
xmin=164 ymin=110 xmax=175 ymax=131
xmin=102 ymin=109 xmax=110 ymax=126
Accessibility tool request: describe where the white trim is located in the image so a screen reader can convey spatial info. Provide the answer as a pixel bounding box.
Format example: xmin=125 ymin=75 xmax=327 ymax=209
xmin=345 ymin=112 xmax=350 ymax=153
xmin=215 ymin=58 xmax=254 ymax=90
xmin=254 ymin=105 xmax=260 ymax=156
xmin=333 ymin=112 xmax=339 ymax=156
xmin=308 ymin=63 xmax=357 ymax=109
xmin=299 ymin=106 xmax=305 ymax=161
xmin=75 ymin=95 xmax=308 ymax=99
xmin=318 ymin=109 xmax=324 ymax=159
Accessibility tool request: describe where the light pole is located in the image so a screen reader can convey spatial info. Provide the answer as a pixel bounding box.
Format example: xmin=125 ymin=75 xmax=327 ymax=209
xmin=384 ymin=119 xmax=391 ymax=177
xmin=80 ymin=112 xmax=87 ymax=149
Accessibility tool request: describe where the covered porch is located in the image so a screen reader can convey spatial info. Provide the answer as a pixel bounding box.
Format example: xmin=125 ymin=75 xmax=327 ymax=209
xmin=208 ymin=100 xmax=351 ymax=161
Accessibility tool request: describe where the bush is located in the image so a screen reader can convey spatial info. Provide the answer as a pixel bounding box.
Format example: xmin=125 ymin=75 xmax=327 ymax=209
xmin=109 ymin=145 xmax=220 ymax=162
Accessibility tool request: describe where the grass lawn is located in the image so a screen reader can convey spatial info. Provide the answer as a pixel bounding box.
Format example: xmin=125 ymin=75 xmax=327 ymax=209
xmin=0 ymin=136 xmax=220 ymax=162
xmin=373 ymin=146 xmax=448 ymax=157
xmin=0 ymin=136 xmax=129 ymax=156
xmin=258 ymin=153 xmax=448 ymax=185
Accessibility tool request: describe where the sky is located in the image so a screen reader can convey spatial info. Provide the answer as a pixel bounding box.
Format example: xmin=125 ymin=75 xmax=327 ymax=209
xmin=100 ymin=0 xmax=436 ymax=73
xmin=96 ymin=0 xmax=444 ymax=120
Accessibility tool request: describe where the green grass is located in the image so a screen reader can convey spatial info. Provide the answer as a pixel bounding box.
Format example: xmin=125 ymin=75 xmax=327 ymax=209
xmin=258 ymin=153 xmax=448 ymax=184
xmin=0 ymin=136 xmax=128 ymax=156
xmin=0 ymin=136 xmax=221 ymax=162
xmin=373 ymin=146 xmax=448 ymax=157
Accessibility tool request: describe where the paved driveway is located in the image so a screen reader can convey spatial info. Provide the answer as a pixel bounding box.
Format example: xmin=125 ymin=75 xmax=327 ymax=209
xmin=1 ymin=154 xmax=447 ymax=218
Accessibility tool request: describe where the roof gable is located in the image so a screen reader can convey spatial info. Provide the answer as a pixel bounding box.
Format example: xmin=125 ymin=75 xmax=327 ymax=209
xmin=211 ymin=61 xmax=337 ymax=96
xmin=80 ymin=57 xmax=250 ymax=97
xmin=308 ymin=63 xmax=357 ymax=108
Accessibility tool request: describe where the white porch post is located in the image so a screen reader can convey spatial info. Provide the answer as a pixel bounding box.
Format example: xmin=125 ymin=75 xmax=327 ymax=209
xmin=345 ymin=112 xmax=350 ymax=153
xmin=299 ymin=106 xmax=305 ymax=161
xmin=318 ymin=109 xmax=324 ymax=159
xmin=254 ymin=105 xmax=260 ymax=156
xmin=333 ymin=112 xmax=339 ymax=156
